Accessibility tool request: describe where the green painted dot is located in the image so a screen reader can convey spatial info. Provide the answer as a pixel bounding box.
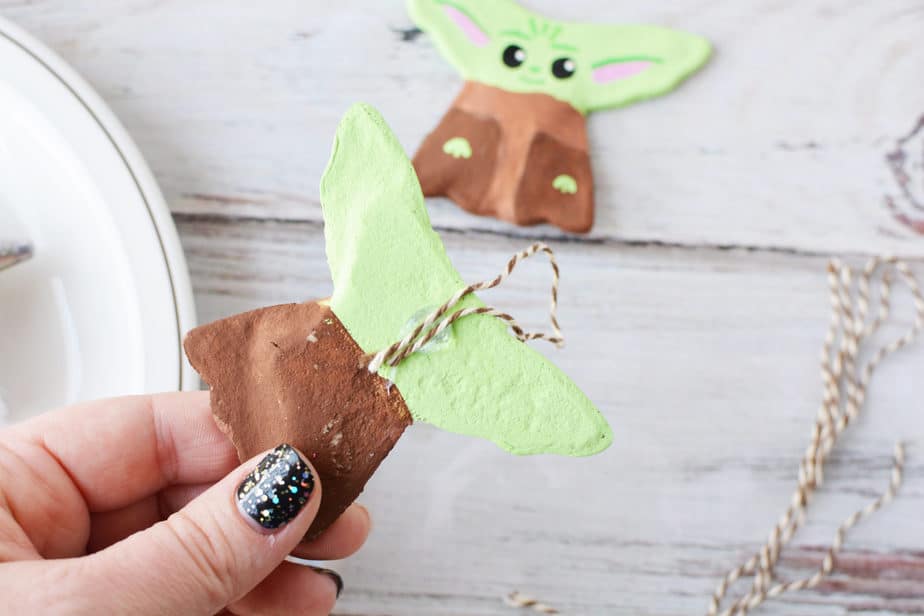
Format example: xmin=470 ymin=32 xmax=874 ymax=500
xmin=442 ymin=136 xmax=472 ymax=159
xmin=553 ymin=174 xmax=578 ymax=195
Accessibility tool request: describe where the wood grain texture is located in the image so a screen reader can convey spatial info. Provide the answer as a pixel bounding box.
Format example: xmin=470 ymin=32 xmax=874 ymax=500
xmin=3 ymin=0 xmax=924 ymax=254
xmin=4 ymin=0 xmax=924 ymax=612
xmin=180 ymin=217 xmax=924 ymax=615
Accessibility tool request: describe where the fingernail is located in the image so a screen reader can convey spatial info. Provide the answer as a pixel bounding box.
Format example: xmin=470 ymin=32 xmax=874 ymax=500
xmin=236 ymin=444 xmax=315 ymax=530
xmin=310 ymin=566 xmax=344 ymax=599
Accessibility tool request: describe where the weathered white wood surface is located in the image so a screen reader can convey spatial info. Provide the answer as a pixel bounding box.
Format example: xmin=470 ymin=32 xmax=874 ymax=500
xmin=183 ymin=219 xmax=924 ymax=615
xmin=4 ymin=1 xmax=924 ymax=614
xmin=3 ymin=0 xmax=924 ymax=255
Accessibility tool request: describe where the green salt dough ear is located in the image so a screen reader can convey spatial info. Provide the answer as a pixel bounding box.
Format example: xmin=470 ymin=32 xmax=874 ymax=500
xmin=407 ymin=0 xmax=521 ymax=78
xmin=407 ymin=0 xmax=711 ymax=114
xmin=320 ymin=104 xmax=612 ymax=456
xmin=575 ymin=24 xmax=711 ymax=113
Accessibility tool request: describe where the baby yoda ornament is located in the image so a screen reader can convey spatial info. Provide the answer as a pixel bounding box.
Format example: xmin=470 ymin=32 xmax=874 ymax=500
xmin=184 ymin=104 xmax=612 ymax=539
xmin=408 ymin=0 xmax=711 ymax=233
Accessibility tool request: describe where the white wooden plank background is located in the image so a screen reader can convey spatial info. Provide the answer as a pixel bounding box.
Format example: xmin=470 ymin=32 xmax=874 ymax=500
xmin=4 ymin=1 xmax=924 ymax=614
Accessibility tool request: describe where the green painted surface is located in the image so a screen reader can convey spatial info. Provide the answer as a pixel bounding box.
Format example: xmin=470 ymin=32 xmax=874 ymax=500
xmin=553 ymin=174 xmax=578 ymax=194
xmin=408 ymin=0 xmax=711 ymax=114
xmin=442 ymin=136 xmax=473 ymax=158
xmin=320 ymin=104 xmax=612 ymax=456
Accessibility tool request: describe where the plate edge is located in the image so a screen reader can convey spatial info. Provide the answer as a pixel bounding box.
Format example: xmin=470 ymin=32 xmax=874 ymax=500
xmin=0 ymin=17 xmax=199 ymax=392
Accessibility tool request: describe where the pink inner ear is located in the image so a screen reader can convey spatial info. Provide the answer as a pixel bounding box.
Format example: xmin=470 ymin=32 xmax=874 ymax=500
xmin=592 ymin=60 xmax=653 ymax=84
xmin=443 ymin=5 xmax=489 ymax=47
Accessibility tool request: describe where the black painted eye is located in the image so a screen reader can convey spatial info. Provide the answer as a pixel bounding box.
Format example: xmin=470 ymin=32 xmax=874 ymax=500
xmin=551 ymin=57 xmax=576 ymax=79
xmin=502 ymin=44 xmax=526 ymax=68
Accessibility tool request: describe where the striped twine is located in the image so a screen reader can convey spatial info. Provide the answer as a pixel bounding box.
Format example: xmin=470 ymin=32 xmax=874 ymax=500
xmin=707 ymin=257 xmax=924 ymax=616
xmin=367 ymin=242 xmax=563 ymax=373
xmin=505 ymin=591 xmax=560 ymax=614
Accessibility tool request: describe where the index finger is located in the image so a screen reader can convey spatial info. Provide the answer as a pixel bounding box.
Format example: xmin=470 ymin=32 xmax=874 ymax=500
xmin=10 ymin=391 xmax=238 ymax=512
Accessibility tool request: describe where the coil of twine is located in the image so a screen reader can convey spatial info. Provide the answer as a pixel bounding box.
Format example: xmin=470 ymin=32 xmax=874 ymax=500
xmin=500 ymin=257 xmax=924 ymax=616
xmin=707 ymin=257 xmax=924 ymax=615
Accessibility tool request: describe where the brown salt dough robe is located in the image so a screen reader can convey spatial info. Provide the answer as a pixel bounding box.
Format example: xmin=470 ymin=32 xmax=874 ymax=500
xmin=413 ymin=81 xmax=593 ymax=233
xmin=184 ymin=301 xmax=412 ymax=539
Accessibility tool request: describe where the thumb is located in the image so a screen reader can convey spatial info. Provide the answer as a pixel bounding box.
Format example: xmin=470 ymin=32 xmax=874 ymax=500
xmin=85 ymin=444 xmax=321 ymax=615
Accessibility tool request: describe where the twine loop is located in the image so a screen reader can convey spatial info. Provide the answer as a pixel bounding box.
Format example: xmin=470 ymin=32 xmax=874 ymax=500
xmin=707 ymin=256 xmax=924 ymax=616
xmin=367 ymin=242 xmax=564 ymax=373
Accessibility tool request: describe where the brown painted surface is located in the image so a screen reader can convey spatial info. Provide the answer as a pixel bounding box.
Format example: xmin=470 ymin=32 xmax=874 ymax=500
xmin=413 ymin=81 xmax=594 ymax=233
xmin=517 ymin=132 xmax=594 ymax=231
xmin=414 ymin=107 xmax=501 ymax=210
xmin=184 ymin=301 xmax=412 ymax=539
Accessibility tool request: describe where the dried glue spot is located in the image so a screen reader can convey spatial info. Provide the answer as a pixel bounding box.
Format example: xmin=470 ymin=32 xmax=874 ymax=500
xmin=398 ymin=306 xmax=455 ymax=355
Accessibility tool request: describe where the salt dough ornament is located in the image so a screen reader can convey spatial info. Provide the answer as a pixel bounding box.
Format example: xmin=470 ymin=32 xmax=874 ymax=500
xmin=184 ymin=104 xmax=612 ymax=538
xmin=408 ymin=0 xmax=712 ymax=233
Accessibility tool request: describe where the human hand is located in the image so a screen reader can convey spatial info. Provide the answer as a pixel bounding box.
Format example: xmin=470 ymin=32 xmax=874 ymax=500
xmin=0 ymin=391 xmax=370 ymax=615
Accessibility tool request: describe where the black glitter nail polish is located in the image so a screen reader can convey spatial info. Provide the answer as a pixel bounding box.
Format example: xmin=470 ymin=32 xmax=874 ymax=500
xmin=237 ymin=444 xmax=315 ymax=530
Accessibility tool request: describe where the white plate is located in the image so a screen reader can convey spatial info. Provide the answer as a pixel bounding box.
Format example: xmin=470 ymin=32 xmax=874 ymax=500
xmin=0 ymin=18 xmax=196 ymax=423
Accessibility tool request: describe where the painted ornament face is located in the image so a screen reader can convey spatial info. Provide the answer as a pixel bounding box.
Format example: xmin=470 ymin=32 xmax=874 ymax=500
xmin=409 ymin=0 xmax=712 ymax=232
xmin=437 ymin=5 xmax=681 ymax=113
